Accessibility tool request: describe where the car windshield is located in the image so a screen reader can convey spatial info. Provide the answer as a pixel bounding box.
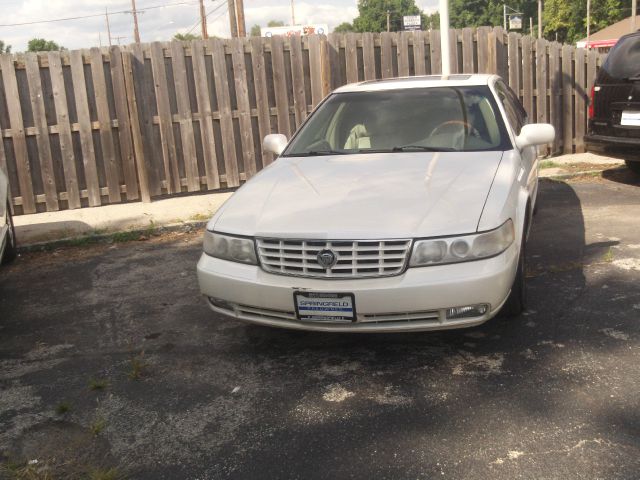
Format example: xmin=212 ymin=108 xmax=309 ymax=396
xmin=600 ymin=34 xmax=640 ymax=82
xmin=282 ymin=86 xmax=511 ymax=157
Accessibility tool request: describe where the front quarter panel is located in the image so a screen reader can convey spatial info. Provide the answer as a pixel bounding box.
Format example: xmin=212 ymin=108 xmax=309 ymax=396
xmin=478 ymin=149 xmax=529 ymax=244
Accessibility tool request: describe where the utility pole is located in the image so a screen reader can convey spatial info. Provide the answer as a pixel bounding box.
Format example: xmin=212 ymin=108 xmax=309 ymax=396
xmin=439 ymin=0 xmax=450 ymax=76
xmin=386 ymin=10 xmax=390 ymax=32
xmin=131 ymin=0 xmax=141 ymax=43
xmin=529 ymin=17 xmax=533 ymax=35
xmin=586 ymin=0 xmax=591 ymax=49
xmin=114 ymin=36 xmax=127 ymax=45
xmin=537 ymin=0 xmax=542 ymax=38
xmin=503 ymin=5 xmax=507 ymax=30
xmin=199 ymin=0 xmax=209 ymax=38
xmin=105 ymin=8 xmax=112 ymax=46
xmin=291 ymin=0 xmax=296 ymax=25
xmin=236 ymin=0 xmax=246 ymax=36
xmin=632 ymin=0 xmax=637 ymax=32
xmin=227 ymin=0 xmax=238 ymax=37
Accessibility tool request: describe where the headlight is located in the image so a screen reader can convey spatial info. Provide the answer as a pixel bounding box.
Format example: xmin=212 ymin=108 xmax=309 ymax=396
xmin=409 ymin=219 xmax=514 ymax=267
xmin=203 ymin=231 xmax=258 ymax=265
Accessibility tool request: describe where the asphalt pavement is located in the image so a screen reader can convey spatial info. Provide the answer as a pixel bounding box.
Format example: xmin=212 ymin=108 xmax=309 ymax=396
xmin=1 ymin=170 xmax=640 ymax=479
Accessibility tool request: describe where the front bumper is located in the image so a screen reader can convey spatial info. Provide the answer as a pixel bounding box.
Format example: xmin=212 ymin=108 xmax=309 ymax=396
xmin=197 ymin=242 xmax=519 ymax=333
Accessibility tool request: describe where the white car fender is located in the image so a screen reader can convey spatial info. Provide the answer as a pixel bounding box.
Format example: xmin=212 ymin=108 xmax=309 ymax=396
xmin=477 ymin=150 xmax=530 ymax=247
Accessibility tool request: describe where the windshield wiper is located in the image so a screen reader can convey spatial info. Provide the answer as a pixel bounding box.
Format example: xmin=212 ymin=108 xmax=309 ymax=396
xmin=391 ymin=145 xmax=457 ymax=152
xmin=285 ymin=150 xmax=349 ymax=157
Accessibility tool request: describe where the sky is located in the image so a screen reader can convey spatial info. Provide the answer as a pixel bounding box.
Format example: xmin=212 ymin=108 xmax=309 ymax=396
xmin=0 ymin=0 xmax=439 ymax=52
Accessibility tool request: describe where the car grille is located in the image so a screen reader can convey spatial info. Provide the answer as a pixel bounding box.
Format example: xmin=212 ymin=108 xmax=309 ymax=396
xmin=256 ymin=238 xmax=412 ymax=278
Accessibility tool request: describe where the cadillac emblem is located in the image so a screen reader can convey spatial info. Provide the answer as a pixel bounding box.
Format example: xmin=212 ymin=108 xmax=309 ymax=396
xmin=316 ymin=249 xmax=338 ymax=269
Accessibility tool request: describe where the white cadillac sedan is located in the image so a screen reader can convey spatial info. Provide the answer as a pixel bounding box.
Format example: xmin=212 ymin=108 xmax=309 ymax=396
xmin=197 ymin=74 xmax=554 ymax=332
xmin=1 ymin=167 xmax=17 ymax=265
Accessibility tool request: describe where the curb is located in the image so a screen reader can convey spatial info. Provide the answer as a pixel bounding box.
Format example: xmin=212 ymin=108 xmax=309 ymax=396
xmin=540 ymin=165 xmax=626 ymax=180
xmin=16 ymin=220 xmax=208 ymax=253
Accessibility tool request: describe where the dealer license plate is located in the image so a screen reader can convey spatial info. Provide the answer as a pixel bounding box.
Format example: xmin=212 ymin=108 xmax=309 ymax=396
xmin=621 ymin=111 xmax=640 ymax=126
xmin=294 ymin=292 xmax=356 ymax=323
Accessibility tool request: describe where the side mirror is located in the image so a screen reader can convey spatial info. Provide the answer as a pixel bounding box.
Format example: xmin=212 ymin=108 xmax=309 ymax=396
xmin=263 ymin=134 xmax=288 ymax=156
xmin=515 ymin=123 xmax=555 ymax=149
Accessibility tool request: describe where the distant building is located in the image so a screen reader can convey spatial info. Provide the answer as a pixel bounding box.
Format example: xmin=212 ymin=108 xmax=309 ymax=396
xmin=577 ymin=16 xmax=639 ymax=52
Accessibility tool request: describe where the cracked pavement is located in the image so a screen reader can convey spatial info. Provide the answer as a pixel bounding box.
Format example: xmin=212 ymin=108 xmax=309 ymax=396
xmin=1 ymin=170 xmax=640 ymax=479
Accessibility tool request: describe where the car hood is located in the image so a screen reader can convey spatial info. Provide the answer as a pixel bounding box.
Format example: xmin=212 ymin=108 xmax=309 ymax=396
xmin=211 ymin=151 xmax=504 ymax=239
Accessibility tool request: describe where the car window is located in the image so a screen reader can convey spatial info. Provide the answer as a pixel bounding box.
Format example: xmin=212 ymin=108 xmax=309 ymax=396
xmin=600 ymin=34 xmax=640 ymax=82
xmin=282 ymin=86 xmax=512 ymax=156
xmin=495 ymin=81 xmax=526 ymax=135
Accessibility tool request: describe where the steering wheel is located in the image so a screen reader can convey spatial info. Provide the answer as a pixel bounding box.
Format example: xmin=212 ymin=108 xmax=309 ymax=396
xmin=430 ymin=120 xmax=481 ymax=138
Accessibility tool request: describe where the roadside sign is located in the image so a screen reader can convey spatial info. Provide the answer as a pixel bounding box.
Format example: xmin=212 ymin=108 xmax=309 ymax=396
xmin=403 ymin=15 xmax=421 ymax=31
xmin=509 ymin=15 xmax=522 ymax=30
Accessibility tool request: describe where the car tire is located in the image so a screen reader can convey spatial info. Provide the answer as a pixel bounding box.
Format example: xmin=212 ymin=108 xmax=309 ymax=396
xmin=625 ymin=160 xmax=640 ymax=175
xmin=2 ymin=201 xmax=17 ymax=265
xmin=503 ymin=233 xmax=527 ymax=317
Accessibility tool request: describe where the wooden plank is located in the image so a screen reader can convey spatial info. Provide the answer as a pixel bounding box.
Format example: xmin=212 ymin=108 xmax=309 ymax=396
xmin=289 ymin=34 xmax=307 ymax=127
xmin=170 ymin=41 xmax=200 ymax=191
xmin=507 ymin=32 xmax=520 ymax=91
xmin=25 ymin=53 xmax=59 ymax=211
xmin=363 ymin=32 xmax=376 ymax=79
xmin=69 ymin=49 xmax=101 ymax=207
xmin=549 ymin=43 xmax=561 ymax=154
xmin=210 ymin=38 xmax=240 ymax=186
xmin=561 ymin=45 xmax=574 ymax=154
xmin=150 ymin=42 xmax=181 ymax=193
xmin=345 ymin=33 xmax=358 ymax=83
xmin=462 ymin=28 xmax=474 ymax=73
xmin=429 ymin=29 xmax=441 ymax=75
xmin=574 ymin=47 xmax=586 ymax=152
xmin=492 ymin=27 xmax=507 ymax=79
xmin=521 ymin=35 xmax=533 ymax=120
xmin=270 ymin=35 xmax=291 ymax=137
xmin=319 ymin=35 xmax=331 ymax=98
xmin=477 ymin=27 xmax=490 ymax=74
xmin=230 ymin=38 xmax=257 ymax=179
xmin=535 ymin=39 xmax=548 ymax=155
xmin=90 ymin=47 xmax=121 ymax=203
xmin=108 ymin=46 xmax=139 ymax=201
xmin=587 ymin=49 xmax=597 ymax=100
xmin=249 ymin=37 xmax=273 ymax=166
xmin=448 ymin=29 xmax=459 ymax=74
xmin=308 ymin=35 xmax=326 ymax=106
xmin=397 ymin=31 xmax=410 ymax=77
xmin=0 ymin=54 xmax=36 ymax=213
xmin=122 ymin=46 xmax=152 ymax=201
xmin=412 ymin=31 xmax=426 ymax=76
xmin=380 ymin=32 xmax=393 ymax=78
xmin=327 ymin=33 xmax=344 ymax=90
xmin=191 ymin=40 xmax=220 ymax=188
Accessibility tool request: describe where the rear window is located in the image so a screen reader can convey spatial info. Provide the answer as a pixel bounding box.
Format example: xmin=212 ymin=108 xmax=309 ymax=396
xmin=599 ymin=34 xmax=640 ymax=82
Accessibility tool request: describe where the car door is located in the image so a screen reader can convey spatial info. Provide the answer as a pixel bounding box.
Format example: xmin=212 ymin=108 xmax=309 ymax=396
xmin=495 ymin=81 xmax=538 ymax=202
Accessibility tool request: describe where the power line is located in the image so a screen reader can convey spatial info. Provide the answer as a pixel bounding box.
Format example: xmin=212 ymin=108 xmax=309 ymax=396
xmin=185 ymin=0 xmax=226 ymax=35
xmin=0 ymin=0 xmax=199 ymax=28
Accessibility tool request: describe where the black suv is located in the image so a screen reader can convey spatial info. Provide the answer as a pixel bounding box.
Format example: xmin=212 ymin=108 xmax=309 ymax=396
xmin=586 ymin=31 xmax=640 ymax=175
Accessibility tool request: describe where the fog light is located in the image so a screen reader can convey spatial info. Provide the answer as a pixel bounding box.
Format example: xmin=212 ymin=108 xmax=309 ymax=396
xmin=208 ymin=297 xmax=235 ymax=311
xmin=446 ymin=304 xmax=489 ymax=319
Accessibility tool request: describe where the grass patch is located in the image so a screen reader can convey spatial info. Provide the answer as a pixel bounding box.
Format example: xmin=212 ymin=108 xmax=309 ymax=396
xmin=88 ymin=378 xmax=109 ymax=391
xmin=602 ymin=247 xmax=614 ymax=263
xmin=88 ymin=467 xmax=124 ymax=480
xmin=539 ymin=160 xmax=560 ymax=169
xmin=1 ymin=460 xmax=53 ymax=480
xmin=55 ymin=402 xmax=71 ymax=415
xmin=189 ymin=212 xmax=211 ymax=222
xmin=90 ymin=418 xmax=106 ymax=436
xmin=128 ymin=353 xmax=148 ymax=380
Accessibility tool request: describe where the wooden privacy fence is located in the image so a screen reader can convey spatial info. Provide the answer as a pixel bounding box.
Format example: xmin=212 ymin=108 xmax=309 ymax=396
xmin=0 ymin=28 xmax=604 ymax=215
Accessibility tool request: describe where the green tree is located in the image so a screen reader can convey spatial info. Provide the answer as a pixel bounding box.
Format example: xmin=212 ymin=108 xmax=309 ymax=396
xmin=250 ymin=24 xmax=261 ymax=36
xmin=27 ymin=38 xmax=62 ymax=52
xmin=334 ymin=22 xmax=355 ymax=33
xmin=267 ymin=20 xmax=285 ymax=27
xmin=543 ymin=0 xmax=628 ymax=43
xmin=352 ymin=0 xmax=422 ymax=32
xmin=0 ymin=40 xmax=11 ymax=54
xmin=173 ymin=33 xmax=201 ymax=41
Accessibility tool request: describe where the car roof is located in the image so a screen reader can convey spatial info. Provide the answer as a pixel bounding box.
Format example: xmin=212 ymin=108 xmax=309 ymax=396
xmin=333 ymin=74 xmax=498 ymax=93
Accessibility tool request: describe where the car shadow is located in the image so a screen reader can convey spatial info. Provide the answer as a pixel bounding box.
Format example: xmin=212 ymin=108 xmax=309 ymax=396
xmin=601 ymin=165 xmax=640 ymax=187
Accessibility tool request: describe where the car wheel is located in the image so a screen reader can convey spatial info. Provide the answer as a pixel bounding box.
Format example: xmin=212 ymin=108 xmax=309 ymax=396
xmin=503 ymin=233 xmax=527 ymax=317
xmin=625 ymin=160 xmax=640 ymax=175
xmin=2 ymin=201 xmax=17 ymax=265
